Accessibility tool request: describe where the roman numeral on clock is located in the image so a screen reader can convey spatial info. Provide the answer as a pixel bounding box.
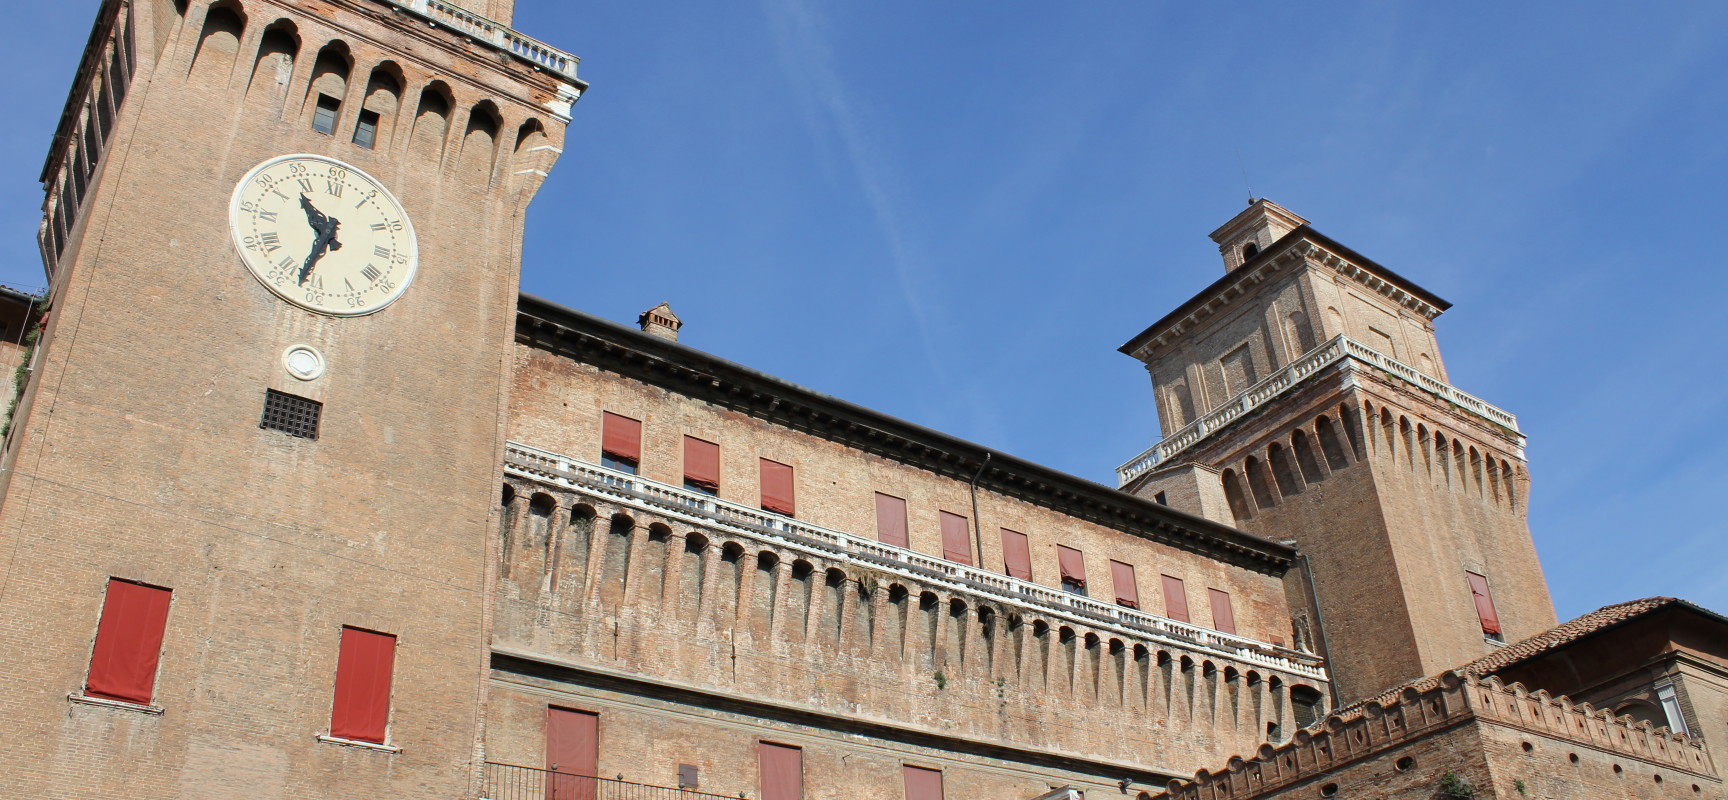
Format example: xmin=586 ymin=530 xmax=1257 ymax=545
xmin=370 ymin=222 xmax=388 ymax=232
xmin=259 ymin=231 xmax=281 ymax=253
xmin=325 ymin=179 xmax=343 ymax=197
xmin=258 ymin=210 xmax=277 ymax=223
xmin=297 ymin=177 xmax=314 ymax=193
xmin=374 ymin=245 xmax=391 ymax=259
xmin=361 ymin=265 xmax=382 ymax=282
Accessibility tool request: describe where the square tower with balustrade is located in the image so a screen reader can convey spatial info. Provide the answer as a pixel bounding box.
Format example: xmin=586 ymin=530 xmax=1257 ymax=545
xmin=1117 ymin=200 xmax=1557 ymax=703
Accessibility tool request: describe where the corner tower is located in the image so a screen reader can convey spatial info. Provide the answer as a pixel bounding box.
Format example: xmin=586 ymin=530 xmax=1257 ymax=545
xmin=1116 ymin=200 xmax=1556 ymax=702
xmin=0 ymin=1 xmax=580 ymax=797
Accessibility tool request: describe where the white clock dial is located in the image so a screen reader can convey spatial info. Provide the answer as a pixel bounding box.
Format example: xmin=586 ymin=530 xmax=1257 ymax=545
xmin=229 ymin=154 xmax=418 ymax=316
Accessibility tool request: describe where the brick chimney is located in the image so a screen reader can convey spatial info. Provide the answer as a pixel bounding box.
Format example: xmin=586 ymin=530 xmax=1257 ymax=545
xmin=638 ymin=302 xmax=682 ymax=342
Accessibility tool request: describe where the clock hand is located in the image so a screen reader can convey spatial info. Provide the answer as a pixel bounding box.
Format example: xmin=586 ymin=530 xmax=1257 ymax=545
xmin=297 ymin=195 xmax=344 ymax=285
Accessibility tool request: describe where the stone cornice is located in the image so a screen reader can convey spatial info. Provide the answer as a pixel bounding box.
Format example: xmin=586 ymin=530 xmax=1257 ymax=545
xmin=1120 ymin=227 xmax=1451 ymax=360
xmin=515 ymin=293 xmax=1297 ymax=576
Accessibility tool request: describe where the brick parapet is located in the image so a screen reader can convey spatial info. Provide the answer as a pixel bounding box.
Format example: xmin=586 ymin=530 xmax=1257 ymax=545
xmin=1162 ymin=673 xmax=1715 ymax=800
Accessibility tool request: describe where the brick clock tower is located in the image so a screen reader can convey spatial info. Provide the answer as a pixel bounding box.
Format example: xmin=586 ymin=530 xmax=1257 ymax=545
xmin=0 ymin=1 xmax=579 ymax=797
xmin=1117 ymin=200 xmax=1557 ymax=703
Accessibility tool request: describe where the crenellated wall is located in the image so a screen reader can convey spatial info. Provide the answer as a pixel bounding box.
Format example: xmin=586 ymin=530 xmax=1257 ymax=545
xmin=1163 ymin=673 xmax=1718 ymax=800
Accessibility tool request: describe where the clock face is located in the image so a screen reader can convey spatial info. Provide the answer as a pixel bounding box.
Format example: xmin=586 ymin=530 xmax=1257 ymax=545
xmin=228 ymin=154 xmax=418 ymax=316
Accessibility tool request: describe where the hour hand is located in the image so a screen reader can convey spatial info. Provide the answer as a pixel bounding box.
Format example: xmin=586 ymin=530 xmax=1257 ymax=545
xmin=297 ymin=196 xmax=343 ymax=284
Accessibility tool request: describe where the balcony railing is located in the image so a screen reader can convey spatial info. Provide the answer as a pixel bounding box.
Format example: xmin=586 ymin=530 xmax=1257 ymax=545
xmin=380 ymin=0 xmax=581 ymax=82
xmin=483 ymin=762 xmax=735 ymax=800
xmin=1115 ymin=334 xmax=1522 ymax=486
xmin=504 ymin=442 xmax=1326 ymax=680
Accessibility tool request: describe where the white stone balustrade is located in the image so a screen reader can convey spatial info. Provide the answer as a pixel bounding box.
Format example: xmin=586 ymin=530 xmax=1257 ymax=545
xmin=504 ymin=441 xmax=1327 ymax=682
xmin=382 ymin=0 xmax=580 ymax=82
xmin=1116 ymin=334 xmax=1522 ymax=486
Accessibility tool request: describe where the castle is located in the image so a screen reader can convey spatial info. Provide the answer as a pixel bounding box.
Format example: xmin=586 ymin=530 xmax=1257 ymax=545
xmin=0 ymin=2 xmax=1719 ymax=799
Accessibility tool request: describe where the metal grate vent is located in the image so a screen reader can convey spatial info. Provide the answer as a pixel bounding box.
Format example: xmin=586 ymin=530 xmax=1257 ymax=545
xmin=260 ymin=389 xmax=321 ymax=439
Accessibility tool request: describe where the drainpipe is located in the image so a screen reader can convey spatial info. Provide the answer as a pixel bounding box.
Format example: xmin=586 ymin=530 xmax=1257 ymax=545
xmin=1297 ymin=551 xmax=1341 ymax=710
xmin=968 ymin=453 xmax=992 ymax=567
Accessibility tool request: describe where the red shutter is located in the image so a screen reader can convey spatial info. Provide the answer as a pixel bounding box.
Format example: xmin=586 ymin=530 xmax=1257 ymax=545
xmin=1466 ymin=571 xmax=1502 ymax=636
xmin=683 ymin=436 xmax=720 ymax=491
xmin=1110 ymin=561 xmax=1139 ymax=609
xmin=85 ymin=579 xmax=171 ymax=705
xmin=759 ymin=459 xmax=796 ymax=516
xmin=330 ymin=627 xmax=396 ymax=743
xmin=601 ymin=412 xmax=641 ymax=462
xmin=875 ymin=493 xmax=909 ymax=548
xmin=939 ymin=511 xmax=972 ymax=565
xmin=1208 ymin=588 xmax=1236 ymax=634
xmin=547 ymin=707 xmax=599 ymax=800
xmin=759 ymin=742 xmax=803 ymax=800
xmin=1162 ymin=575 xmax=1189 ymax=622
xmin=1056 ymin=545 xmax=1086 ymax=588
xmin=1000 ymin=529 xmax=1033 ymax=581
xmin=903 ymin=765 xmax=944 ymax=800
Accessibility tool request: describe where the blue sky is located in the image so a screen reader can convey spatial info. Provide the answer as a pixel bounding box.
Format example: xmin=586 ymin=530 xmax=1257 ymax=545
xmin=5 ymin=2 xmax=1726 ymax=621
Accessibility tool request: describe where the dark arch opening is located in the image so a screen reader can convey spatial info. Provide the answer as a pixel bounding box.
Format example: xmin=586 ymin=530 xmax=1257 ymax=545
xmin=1245 ymin=456 xmax=1277 ymax=510
xmin=1222 ymin=468 xmax=1253 ymax=523
xmin=1291 ymin=429 xmax=1325 ymax=484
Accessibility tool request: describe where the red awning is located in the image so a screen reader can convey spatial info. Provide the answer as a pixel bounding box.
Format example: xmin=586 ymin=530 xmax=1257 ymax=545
xmin=683 ymin=436 xmax=719 ymax=490
xmin=1162 ymin=575 xmax=1190 ymax=623
xmin=1208 ymin=588 xmax=1236 ymax=634
xmin=601 ymin=412 xmax=641 ymax=462
xmin=1000 ymin=529 xmax=1032 ymax=581
xmin=939 ymin=512 xmax=972 ymax=565
xmin=1467 ymin=571 xmax=1502 ymax=636
xmin=759 ymin=459 xmax=796 ymax=516
xmin=875 ymin=493 xmax=909 ymax=548
xmin=1057 ymin=546 xmax=1086 ymax=587
xmin=1111 ymin=561 xmax=1139 ymax=609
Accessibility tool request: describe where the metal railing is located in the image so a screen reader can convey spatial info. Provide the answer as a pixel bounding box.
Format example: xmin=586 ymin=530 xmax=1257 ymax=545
xmin=1115 ymin=334 xmax=1522 ymax=486
xmin=483 ymin=763 xmax=736 ymax=800
xmin=503 ymin=442 xmax=1326 ymax=680
xmin=380 ymin=0 xmax=581 ymax=82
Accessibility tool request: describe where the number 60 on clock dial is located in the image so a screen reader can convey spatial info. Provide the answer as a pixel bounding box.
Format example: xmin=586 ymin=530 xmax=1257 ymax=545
xmin=228 ymin=154 xmax=419 ymax=316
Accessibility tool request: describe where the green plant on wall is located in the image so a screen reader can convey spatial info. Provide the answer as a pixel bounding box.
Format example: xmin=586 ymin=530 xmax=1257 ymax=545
xmin=933 ymin=670 xmax=947 ymax=690
xmin=1 ymin=296 xmax=48 ymax=439
xmin=1512 ymin=779 xmax=1526 ymax=796
xmin=1438 ymin=772 xmax=1475 ymax=800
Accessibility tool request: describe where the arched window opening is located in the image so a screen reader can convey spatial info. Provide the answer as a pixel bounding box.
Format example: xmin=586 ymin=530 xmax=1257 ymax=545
xmin=1380 ymin=410 xmax=1396 ymax=459
xmin=1454 ymin=441 xmax=1469 ymax=494
xmin=1291 ymin=430 xmax=1325 ymax=484
xmin=1291 ymin=685 xmax=1324 ymax=728
xmin=499 ymin=483 xmax=515 ymax=509
xmin=515 ymin=117 xmax=548 ymax=153
xmin=1242 ymin=242 xmax=1260 ymax=261
xmin=245 ymin=21 xmax=298 ymax=111
xmin=1286 ymin=309 xmax=1316 ymax=355
xmin=1416 ymin=424 xmax=1432 ymax=475
xmin=1340 ymin=404 xmax=1365 ymax=459
xmin=1399 ymin=417 xmax=1415 ymax=468
xmin=305 ymin=42 xmax=352 ymax=135
xmin=1268 ymin=443 xmax=1302 ymax=497
xmin=410 ymin=82 xmax=453 ymax=161
xmin=355 ymin=63 xmax=403 ymax=150
xmin=1315 ymin=416 xmax=1350 ymax=471
xmin=188 ymin=4 xmax=246 ymax=88
xmin=153 ymin=0 xmax=190 ymax=59
xmin=1434 ymin=434 xmax=1450 ymax=488
xmin=1245 ymin=456 xmax=1277 ymax=510
xmin=458 ymin=101 xmax=501 ymax=183
xmin=1469 ymin=447 xmax=1485 ymax=498
xmin=1486 ymin=458 xmax=1502 ymax=504
xmin=1502 ymin=460 xmax=1518 ymax=508
xmin=1222 ymin=469 xmax=1253 ymax=524
xmin=1171 ymin=383 xmax=1196 ymax=429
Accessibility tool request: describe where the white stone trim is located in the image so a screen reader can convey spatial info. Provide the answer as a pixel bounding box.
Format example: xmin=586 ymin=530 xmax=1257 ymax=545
xmin=317 ymin=734 xmax=402 ymax=753
xmin=67 ymin=692 xmax=164 ymax=715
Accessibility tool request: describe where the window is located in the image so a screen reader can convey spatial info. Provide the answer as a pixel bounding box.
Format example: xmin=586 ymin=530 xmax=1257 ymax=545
xmin=1222 ymin=344 xmax=1257 ymax=394
xmin=600 ymin=412 xmax=641 ymax=474
xmin=874 ymin=493 xmax=908 ymax=548
xmin=1209 ymin=588 xmax=1237 ymax=634
xmin=1291 ymin=685 xmax=1324 ymax=728
xmin=261 ymin=389 xmax=321 ymax=439
xmin=1656 ymin=686 xmax=1689 ymax=735
xmin=1242 ymin=242 xmax=1260 ymax=260
xmin=1000 ymin=528 xmax=1032 ymax=581
xmin=1162 ymin=575 xmax=1190 ymax=622
xmin=1153 ymin=491 xmax=1168 ymax=506
xmin=330 ymin=627 xmax=396 ymax=744
xmin=1110 ymin=560 xmax=1140 ymax=609
xmin=352 ymin=109 xmax=379 ymax=149
xmin=1056 ymin=545 xmax=1087 ymax=595
xmin=85 ymin=578 xmax=171 ymax=705
xmin=1466 ymin=571 xmax=1503 ymax=641
xmin=903 ymin=765 xmax=944 ymax=800
xmin=683 ymin=436 xmax=719 ymax=495
xmin=758 ymin=742 xmax=803 ymax=800
xmin=759 ymin=459 xmax=795 ymax=517
xmin=312 ymin=93 xmax=341 ymax=134
xmin=547 ymin=707 xmax=599 ymax=800
xmin=939 ymin=511 xmax=971 ymax=565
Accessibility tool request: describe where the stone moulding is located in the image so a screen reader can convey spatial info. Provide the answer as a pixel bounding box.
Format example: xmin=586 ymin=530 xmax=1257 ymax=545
xmin=1160 ymin=673 xmax=1716 ymax=800
xmin=1116 ymin=334 xmax=1522 ymax=487
xmin=503 ymin=440 xmax=1328 ymax=681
